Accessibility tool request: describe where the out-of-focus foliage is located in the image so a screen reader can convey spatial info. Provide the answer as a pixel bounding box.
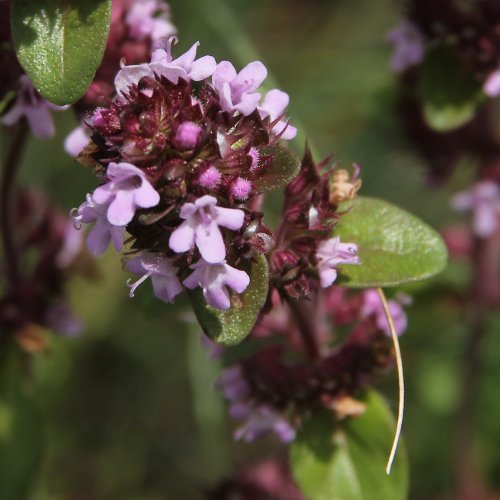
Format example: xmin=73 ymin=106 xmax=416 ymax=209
xmin=2 ymin=0 xmax=499 ymax=498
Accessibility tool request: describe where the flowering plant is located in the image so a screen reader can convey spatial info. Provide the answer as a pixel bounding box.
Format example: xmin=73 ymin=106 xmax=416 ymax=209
xmin=0 ymin=1 xmax=451 ymax=499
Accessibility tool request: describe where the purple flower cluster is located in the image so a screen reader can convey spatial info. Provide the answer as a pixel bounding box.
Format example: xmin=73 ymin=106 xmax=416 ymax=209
xmin=71 ymin=38 xmax=314 ymax=311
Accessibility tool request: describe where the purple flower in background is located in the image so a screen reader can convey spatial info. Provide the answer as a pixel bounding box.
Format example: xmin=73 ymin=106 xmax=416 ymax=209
xmin=127 ymin=252 xmax=182 ymax=303
xmin=64 ymin=124 xmax=90 ymax=157
xmin=212 ymin=60 xmax=267 ymax=116
xmin=169 ymin=195 xmax=244 ymax=263
xmin=316 ymin=237 xmax=360 ymax=288
xmin=386 ymin=19 xmax=425 ymax=73
xmin=258 ymin=89 xmax=297 ymax=140
xmin=114 ymin=38 xmax=216 ymax=94
xmin=233 ymin=404 xmax=296 ymax=443
xmin=484 ymin=69 xmax=500 ymax=97
xmin=183 ymin=259 xmax=250 ymax=310
xmin=55 ymin=220 xmax=84 ymax=268
xmin=71 ymin=194 xmax=125 ymax=256
xmin=451 ymin=181 xmax=500 ymax=237
xmin=1 ymin=75 xmax=67 ymax=138
xmin=45 ymin=301 xmax=84 ymax=337
xmin=217 ymin=366 xmax=296 ymax=443
xmin=361 ymin=289 xmax=410 ymax=336
xmin=125 ymin=0 xmax=176 ymax=48
xmin=93 ymin=161 xmax=160 ymax=226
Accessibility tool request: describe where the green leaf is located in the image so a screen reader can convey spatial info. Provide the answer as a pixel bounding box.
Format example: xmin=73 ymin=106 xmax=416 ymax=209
xmin=253 ymin=145 xmax=301 ymax=192
xmin=334 ymin=196 xmax=447 ymax=287
xmin=189 ymin=255 xmax=269 ymax=346
xmin=0 ymin=345 xmax=44 ymax=500
xmin=420 ymin=46 xmax=484 ymax=132
xmin=290 ymin=390 xmax=409 ymax=500
xmin=11 ymin=0 xmax=112 ymax=105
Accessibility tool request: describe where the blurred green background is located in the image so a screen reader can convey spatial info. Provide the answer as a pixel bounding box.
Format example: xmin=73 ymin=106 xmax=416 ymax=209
xmin=7 ymin=0 xmax=500 ymax=498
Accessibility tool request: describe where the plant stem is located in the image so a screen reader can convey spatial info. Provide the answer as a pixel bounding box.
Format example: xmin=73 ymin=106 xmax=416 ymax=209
xmin=0 ymin=121 xmax=28 ymax=289
xmin=286 ymin=297 xmax=320 ymax=360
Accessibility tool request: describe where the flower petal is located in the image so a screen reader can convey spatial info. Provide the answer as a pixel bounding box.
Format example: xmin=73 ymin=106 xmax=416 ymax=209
xmin=133 ymin=181 xmax=160 ymax=208
xmin=87 ymin=220 xmax=112 ymax=255
xmin=214 ymin=206 xmax=245 ymax=230
xmin=233 ymin=61 xmax=267 ymax=92
xmin=223 ymin=265 xmax=250 ymax=294
xmin=169 ymin=219 xmax=196 ymax=253
xmin=196 ymin=221 xmax=226 ymax=263
xmin=152 ymin=275 xmax=182 ymax=303
xmin=189 ymin=55 xmax=217 ymax=80
xmin=107 ymin=191 xmax=136 ymax=225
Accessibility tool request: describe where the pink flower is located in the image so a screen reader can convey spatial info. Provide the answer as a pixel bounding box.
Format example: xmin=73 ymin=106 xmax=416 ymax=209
xmin=71 ymin=195 xmax=125 ymax=256
xmin=1 ymin=75 xmax=66 ymax=139
xmin=361 ymin=289 xmax=410 ymax=336
xmin=316 ymin=237 xmax=360 ymax=288
xmin=451 ymin=181 xmax=500 ymax=237
xmin=64 ymin=124 xmax=90 ymax=157
xmin=183 ymin=259 xmax=250 ymax=310
xmin=125 ymin=0 xmax=176 ymax=48
xmin=484 ymin=70 xmax=500 ymax=97
xmin=212 ymin=60 xmax=267 ymax=116
xmin=258 ymin=89 xmax=297 ymax=140
xmin=386 ymin=19 xmax=425 ymax=73
xmin=127 ymin=251 xmax=182 ymax=303
xmin=93 ymin=162 xmax=160 ymax=226
xmin=114 ymin=38 xmax=217 ymax=94
xmin=169 ymin=195 xmax=244 ymax=263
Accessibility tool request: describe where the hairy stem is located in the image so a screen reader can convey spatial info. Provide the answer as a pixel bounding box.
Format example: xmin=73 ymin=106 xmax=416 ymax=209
xmin=0 ymin=121 xmax=28 ymax=288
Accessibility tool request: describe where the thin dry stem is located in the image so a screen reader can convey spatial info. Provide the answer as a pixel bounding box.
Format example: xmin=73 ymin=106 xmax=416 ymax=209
xmin=377 ymin=287 xmax=405 ymax=475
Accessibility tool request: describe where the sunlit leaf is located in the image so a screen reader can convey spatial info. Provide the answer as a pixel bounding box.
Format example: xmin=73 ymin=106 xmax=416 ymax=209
xmin=189 ymin=255 xmax=269 ymax=346
xmin=334 ymin=196 xmax=447 ymax=287
xmin=11 ymin=0 xmax=112 ymax=105
xmin=420 ymin=46 xmax=483 ymax=132
xmin=290 ymin=390 xmax=409 ymax=500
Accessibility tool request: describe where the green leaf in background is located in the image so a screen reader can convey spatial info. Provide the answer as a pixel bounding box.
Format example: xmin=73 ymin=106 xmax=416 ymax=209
xmin=290 ymin=390 xmax=409 ymax=500
xmin=0 ymin=344 xmax=44 ymax=500
xmin=253 ymin=145 xmax=301 ymax=192
xmin=189 ymin=255 xmax=269 ymax=346
xmin=11 ymin=0 xmax=112 ymax=105
xmin=420 ymin=46 xmax=484 ymax=132
xmin=334 ymin=196 xmax=447 ymax=287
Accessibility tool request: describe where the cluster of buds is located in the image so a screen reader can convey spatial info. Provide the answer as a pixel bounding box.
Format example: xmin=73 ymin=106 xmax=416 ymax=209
xmin=71 ymin=36 xmax=361 ymax=312
xmin=0 ymin=190 xmax=86 ymax=350
xmin=215 ymin=288 xmax=409 ymax=443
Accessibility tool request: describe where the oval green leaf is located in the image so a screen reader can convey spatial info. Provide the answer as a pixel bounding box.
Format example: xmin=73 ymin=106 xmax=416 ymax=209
xmin=253 ymin=145 xmax=301 ymax=192
xmin=11 ymin=0 xmax=112 ymax=105
xmin=189 ymin=255 xmax=269 ymax=346
xmin=290 ymin=390 xmax=409 ymax=500
xmin=420 ymin=46 xmax=484 ymax=132
xmin=334 ymin=196 xmax=447 ymax=287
